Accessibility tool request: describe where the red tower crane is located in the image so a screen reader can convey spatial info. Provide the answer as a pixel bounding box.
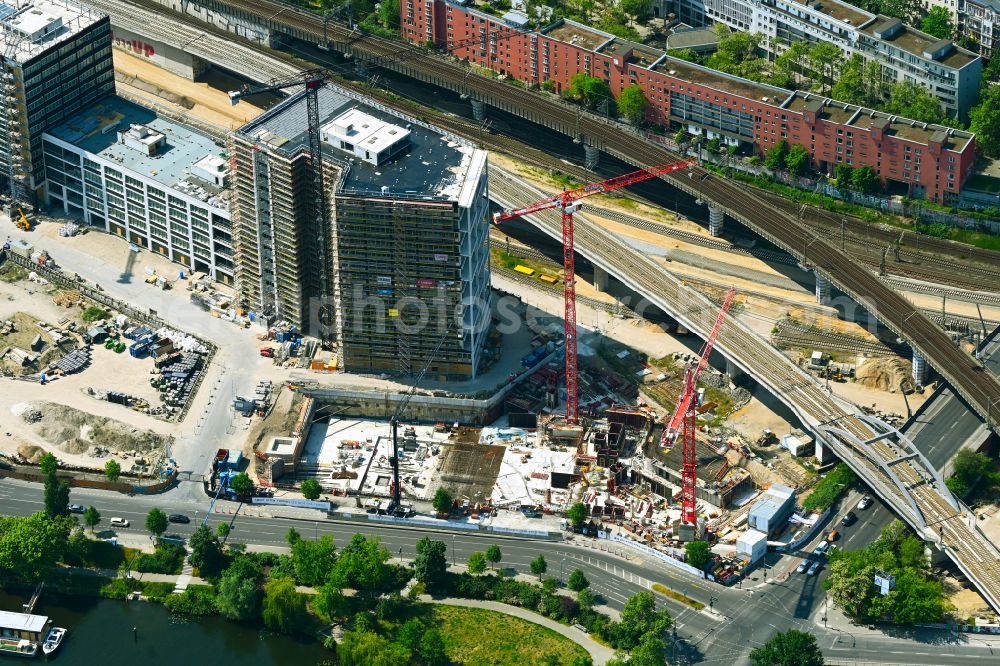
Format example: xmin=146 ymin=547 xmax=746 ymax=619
xmin=662 ymin=287 xmax=737 ymax=526
xmin=493 ymin=160 xmax=692 ymax=424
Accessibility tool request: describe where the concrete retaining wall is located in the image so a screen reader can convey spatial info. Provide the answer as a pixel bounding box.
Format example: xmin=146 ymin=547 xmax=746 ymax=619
xmin=111 ymin=26 xmax=205 ymax=79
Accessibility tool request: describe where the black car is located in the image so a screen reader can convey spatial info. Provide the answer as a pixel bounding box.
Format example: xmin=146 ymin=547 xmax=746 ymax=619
xmin=168 ymin=514 xmax=191 ymax=524
xmin=841 ymin=511 xmax=857 ymax=526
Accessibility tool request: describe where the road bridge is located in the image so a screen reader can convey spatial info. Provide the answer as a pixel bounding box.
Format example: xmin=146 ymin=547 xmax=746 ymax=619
xmin=488 ymin=166 xmax=1000 ymax=613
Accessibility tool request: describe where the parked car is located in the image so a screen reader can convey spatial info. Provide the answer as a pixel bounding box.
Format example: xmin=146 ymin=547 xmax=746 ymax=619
xmin=814 ymin=541 xmax=830 ymax=555
xmin=110 ymin=517 xmax=129 ymax=528
xmin=797 ymin=559 xmax=811 ymax=574
xmin=807 ymin=561 xmax=821 ymax=576
xmin=167 ymin=514 xmax=190 ymax=524
xmin=827 ymin=529 xmax=841 ymax=542
xmin=857 ymin=496 xmax=873 ymax=510
xmin=842 ymin=511 xmax=858 ymax=526
xmin=68 ymin=504 xmax=85 ymax=514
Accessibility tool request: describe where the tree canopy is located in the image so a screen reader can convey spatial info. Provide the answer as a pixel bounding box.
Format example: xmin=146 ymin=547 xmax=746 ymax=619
xmin=104 ymin=459 xmax=121 ymax=483
xmin=610 ymin=591 xmax=672 ymax=651
xmin=330 ymin=533 xmax=390 ymax=593
xmin=884 ymin=81 xmax=948 ymax=126
xmin=413 ymin=537 xmax=448 ymax=589
xmin=485 ymin=544 xmax=502 ymax=570
xmin=617 ymin=84 xmax=647 ymax=126
xmin=229 ymin=472 xmax=254 ymax=499
xmin=189 ymin=523 xmax=226 ymax=579
xmin=300 ymin=478 xmax=322 ymax=500
xmin=467 ymin=551 xmax=487 ymax=575
xmin=567 ymin=502 xmax=589 ymax=529
xmin=83 ymin=505 xmax=101 ymax=532
xmin=145 ymin=508 xmax=168 ymax=538
xmin=568 ymin=569 xmax=590 ymax=591
xmin=262 ymin=576 xmax=305 ymax=634
xmin=685 ymin=540 xmax=712 ymax=569
xmin=706 ymin=30 xmax=767 ymax=82
xmin=785 ymin=144 xmax=811 ymax=176
xmin=749 ymin=629 xmax=825 ymax=666
xmin=291 ymin=533 xmax=337 ymax=587
xmin=530 ymin=554 xmax=547 ymax=579
xmin=0 ymin=513 xmax=72 ymax=581
xmin=40 ymin=453 xmax=70 ymax=518
xmin=969 ymin=85 xmax=1000 ymax=158
xmin=216 ymin=554 xmax=263 ymax=621
xmin=432 ymin=488 xmax=453 ymax=514
xmin=920 ymin=7 xmax=953 ymax=39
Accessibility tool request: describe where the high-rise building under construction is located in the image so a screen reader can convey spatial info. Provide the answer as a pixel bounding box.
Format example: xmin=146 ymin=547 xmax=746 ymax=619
xmin=0 ymin=0 xmax=114 ymax=203
xmin=230 ymin=85 xmax=491 ymax=379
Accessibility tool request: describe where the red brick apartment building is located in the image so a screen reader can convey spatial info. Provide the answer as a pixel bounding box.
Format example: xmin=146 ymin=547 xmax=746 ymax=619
xmin=402 ymin=0 xmax=976 ymax=202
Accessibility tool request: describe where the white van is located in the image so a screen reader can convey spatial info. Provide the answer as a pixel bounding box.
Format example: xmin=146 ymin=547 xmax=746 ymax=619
xmin=110 ymin=517 xmax=129 ymax=528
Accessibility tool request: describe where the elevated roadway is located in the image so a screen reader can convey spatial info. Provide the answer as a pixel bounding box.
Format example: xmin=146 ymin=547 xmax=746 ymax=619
xmin=488 ymin=165 xmax=1000 ymax=613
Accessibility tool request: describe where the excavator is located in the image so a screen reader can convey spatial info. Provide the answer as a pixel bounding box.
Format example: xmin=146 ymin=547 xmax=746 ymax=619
xmin=13 ymin=208 xmax=30 ymax=232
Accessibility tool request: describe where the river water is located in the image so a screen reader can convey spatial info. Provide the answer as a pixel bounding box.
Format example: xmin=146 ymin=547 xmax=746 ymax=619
xmin=0 ymin=590 xmax=328 ymax=665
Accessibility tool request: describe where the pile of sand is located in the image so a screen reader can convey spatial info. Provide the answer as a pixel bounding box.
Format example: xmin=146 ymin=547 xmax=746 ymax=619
xmin=856 ymin=357 xmax=914 ymax=393
xmin=25 ymin=401 xmax=172 ymax=456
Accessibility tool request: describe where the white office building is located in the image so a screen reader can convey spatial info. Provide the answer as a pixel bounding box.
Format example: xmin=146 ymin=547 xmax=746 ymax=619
xmin=41 ymin=94 xmax=235 ymax=284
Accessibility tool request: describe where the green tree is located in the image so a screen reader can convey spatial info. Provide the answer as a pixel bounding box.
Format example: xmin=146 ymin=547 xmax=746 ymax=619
xmin=749 ymin=629 xmax=825 ymax=666
xmin=315 ymin=577 xmax=348 ymax=619
xmin=485 ymin=544 xmax=502 ymax=571
xmin=667 ymin=48 xmax=697 ymax=62
xmin=613 ymin=591 xmax=672 ymax=650
xmin=628 ymin=631 xmax=668 ymax=666
xmin=0 ymin=513 xmax=72 ymax=581
xmin=809 ymin=41 xmax=842 ymax=94
xmin=831 ymin=54 xmax=869 ymax=106
xmin=467 ymin=551 xmax=487 ymax=575
xmin=567 ymin=502 xmax=589 ymax=529
xmin=189 ymin=524 xmax=226 ymax=578
xmin=216 ymin=555 xmax=263 ymax=621
xmin=885 ymin=81 xmax=947 ymax=125
xmin=707 ymin=31 xmax=767 ymax=81
xmin=774 ymin=41 xmax=811 ymax=89
xmin=835 ymin=164 xmax=854 ymax=189
xmin=432 ymin=487 xmax=453 ymax=515
xmin=969 ymin=85 xmax=1000 ymax=158
xmin=567 ymin=73 xmax=612 ymax=109
xmin=413 ymin=537 xmax=448 ymax=589
xmin=397 ymin=617 xmax=426 ymax=651
xmin=920 ymin=7 xmax=953 ymax=39
xmin=765 ymin=139 xmax=789 ymax=170
xmin=530 ymin=554 xmax=547 ymax=580
xmin=330 ymin=534 xmax=390 ymax=593
xmin=145 ymin=508 xmax=168 ymax=539
xmin=261 ymin=576 xmax=305 ymax=634
xmin=291 ymin=534 xmax=337 ymax=587
xmin=377 ymin=0 xmax=400 ymax=30
xmin=83 ymin=505 xmax=100 ymax=533
xmin=217 ymin=522 xmax=230 ymax=539
xmin=785 ymin=144 xmax=811 ymax=176
xmin=104 ymin=459 xmax=121 ymax=483
xmin=618 ymin=0 xmax=650 ymax=25
xmin=300 ymin=478 xmax=322 ymax=500
xmin=229 ymin=472 xmax=253 ymax=499
xmin=419 ymin=628 xmax=447 ymax=665
xmin=617 ymin=84 xmax=647 ymax=126
xmin=567 ymin=568 xmax=590 ymax=591
xmin=888 ymin=568 xmax=946 ymax=623
xmin=851 ymin=166 xmax=880 ymax=194
xmin=685 ymin=540 xmax=712 ymax=569
xmin=577 ymin=588 xmax=595 ymax=611
xmin=40 ymin=452 xmax=70 ymax=518
xmin=337 ymin=630 xmax=411 ymax=666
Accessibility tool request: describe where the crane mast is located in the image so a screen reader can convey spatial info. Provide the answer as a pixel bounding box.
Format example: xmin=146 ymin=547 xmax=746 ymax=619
xmin=493 ymin=161 xmax=692 ymax=423
xmin=662 ymin=287 xmax=737 ymax=527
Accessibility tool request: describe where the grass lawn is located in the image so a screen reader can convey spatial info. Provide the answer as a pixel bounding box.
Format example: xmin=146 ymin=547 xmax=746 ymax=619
xmin=430 ymin=605 xmax=589 ymax=666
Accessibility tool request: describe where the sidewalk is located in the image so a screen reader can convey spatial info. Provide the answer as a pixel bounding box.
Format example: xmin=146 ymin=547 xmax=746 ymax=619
xmin=417 ymin=595 xmax=617 ymax=665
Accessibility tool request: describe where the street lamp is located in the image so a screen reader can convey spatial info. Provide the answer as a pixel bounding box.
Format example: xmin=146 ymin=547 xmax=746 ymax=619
xmin=451 ymin=533 xmax=456 ymax=567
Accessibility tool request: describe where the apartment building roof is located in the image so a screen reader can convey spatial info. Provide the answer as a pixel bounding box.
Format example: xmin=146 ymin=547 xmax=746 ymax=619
xmin=599 ymin=38 xmax=663 ymax=68
xmin=0 ymin=0 xmax=104 ymax=63
xmin=801 ymin=0 xmax=872 ymax=26
xmin=861 ymin=16 xmax=977 ymax=67
xmin=786 ymin=92 xmax=974 ymax=151
xmin=45 ymin=94 xmax=230 ymax=206
xmin=655 ymin=57 xmax=793 ymax=104
xmin=542 ymin=18 xmax=614 ymax=51
xmin=236 ymin=84 xmax=481 ymax=201
xmin=664 ymin=26 xmax=721 ymax=51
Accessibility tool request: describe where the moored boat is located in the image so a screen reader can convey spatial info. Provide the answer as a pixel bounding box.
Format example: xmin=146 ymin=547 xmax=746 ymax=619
xmin=41 ymin=628 xmax=65 ymax=656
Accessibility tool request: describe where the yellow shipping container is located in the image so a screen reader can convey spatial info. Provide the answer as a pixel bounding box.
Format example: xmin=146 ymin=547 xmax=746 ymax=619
xmin=513 ymin=265 xmax=535 ymax=276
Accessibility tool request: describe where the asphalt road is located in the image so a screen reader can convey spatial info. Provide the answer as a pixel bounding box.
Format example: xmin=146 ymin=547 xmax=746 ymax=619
xmin=4 ymin=477 xmax=1000 ymax=665
xmin=902 ymin=388 xmax=988 ymax=473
